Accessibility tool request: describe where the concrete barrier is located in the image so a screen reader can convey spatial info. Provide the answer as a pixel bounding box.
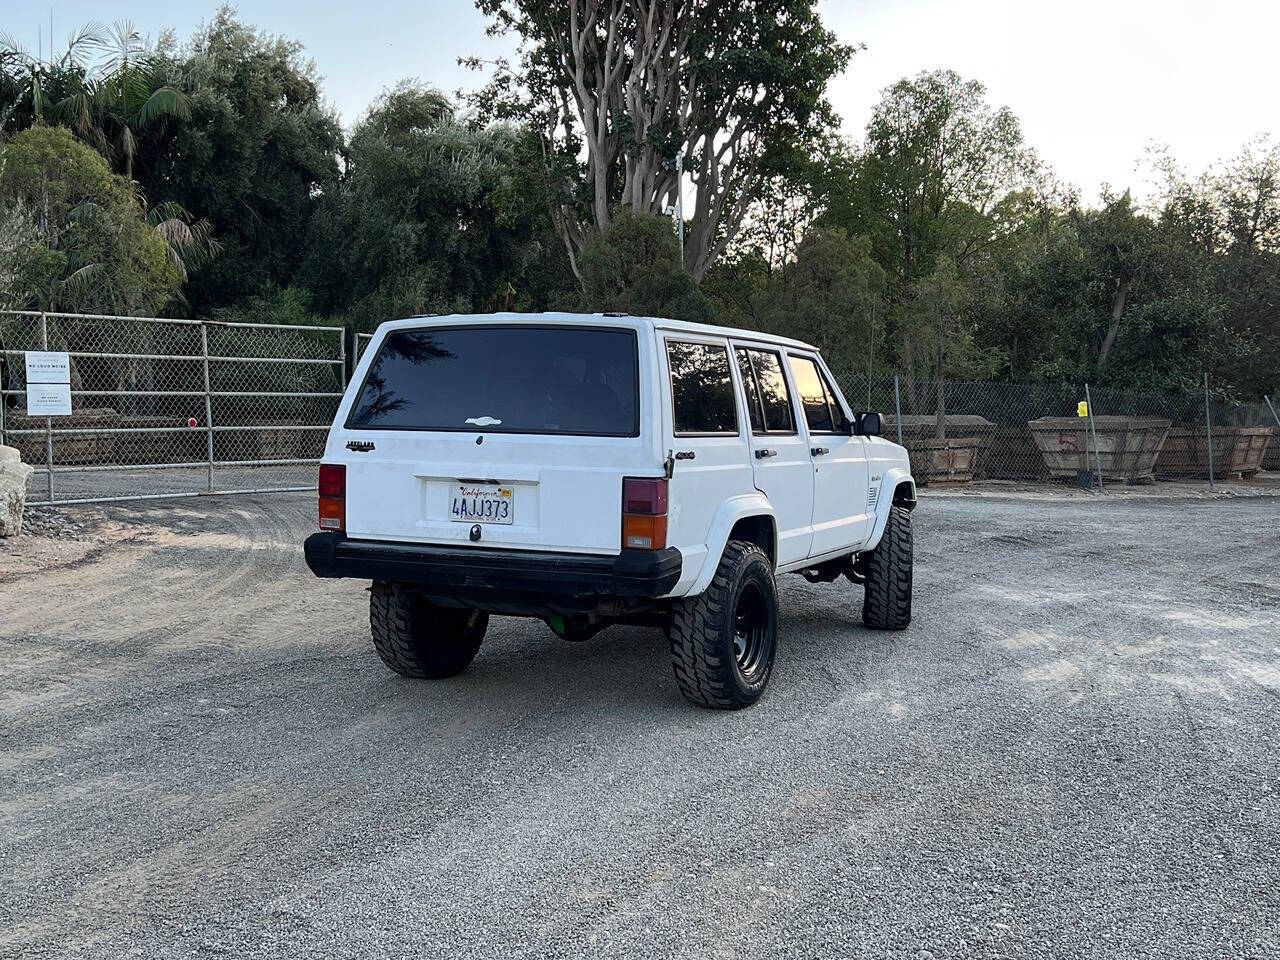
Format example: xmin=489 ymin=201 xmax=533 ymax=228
xmin=0 ymin=445 xmax=35 ymax=537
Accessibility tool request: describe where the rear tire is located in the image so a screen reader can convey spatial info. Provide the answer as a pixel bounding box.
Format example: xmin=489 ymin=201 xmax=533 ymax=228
xmin=862 ymin=505 xmax=913 ymax=630
xmin=369 ymin=581 xmax=488 ymax=678
xmin=668 ymin=541 xmax=778 ymax=709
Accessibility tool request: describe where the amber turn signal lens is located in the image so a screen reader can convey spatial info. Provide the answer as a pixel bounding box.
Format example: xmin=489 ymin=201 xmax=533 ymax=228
xmin=622 ymin=513 xmax=667 ymax=551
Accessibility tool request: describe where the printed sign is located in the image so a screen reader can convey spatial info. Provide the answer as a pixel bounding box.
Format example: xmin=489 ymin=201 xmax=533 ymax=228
xmin=27 ymin=382 xmax=72 ymax=416
xmin=25 ymin=351 xmax=71 ymax=384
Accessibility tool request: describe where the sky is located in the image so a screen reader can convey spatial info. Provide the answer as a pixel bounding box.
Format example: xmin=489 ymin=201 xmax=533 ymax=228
xmin=3 ymin=0 xmax=1276 ymax=203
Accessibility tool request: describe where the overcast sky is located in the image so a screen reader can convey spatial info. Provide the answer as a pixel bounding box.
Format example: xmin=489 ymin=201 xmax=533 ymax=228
xmin=4 ymin=0 xmax=1276 ymax=203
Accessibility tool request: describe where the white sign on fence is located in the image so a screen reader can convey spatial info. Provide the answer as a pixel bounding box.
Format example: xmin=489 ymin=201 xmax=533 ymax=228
xmin=25 ymin=350 xmax=72 ymax=416
xmin=27 ymin=382 xmax=72 ymax=416
xmin=25 ymin=351 xmax=71 ymax=384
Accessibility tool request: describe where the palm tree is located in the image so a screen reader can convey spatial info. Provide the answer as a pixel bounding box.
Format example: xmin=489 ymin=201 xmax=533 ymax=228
xmin=0 ymin=23 xmax=102 ymax=138
xmin=90 ymin=21 xmax=190 ymax=181
xmin=0 ymin=21 xmax=188 ymax=180
xmin=145 ymin=199 xmax=222 ymax=287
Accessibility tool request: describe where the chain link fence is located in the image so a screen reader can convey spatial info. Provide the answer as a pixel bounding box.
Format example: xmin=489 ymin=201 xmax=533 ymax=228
xmin=0 ymin=310 xmax=345 ymax=504
xmin=354 ymin=331 xmax=374 ymax=364
xmin=837 ymin=372 xmax=1279 ymax=490
xmin=0 ymin=309 xmax=1275 ymax=504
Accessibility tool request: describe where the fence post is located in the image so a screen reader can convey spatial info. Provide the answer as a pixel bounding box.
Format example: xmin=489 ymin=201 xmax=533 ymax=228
xmin=1083 ymin=383 xmax=1105 ymax=494
xmin=1203 ymin=373 xmax=1215 ymax=491
xmin=1265 ymin=395 xmax=1280 ymax=430
xmin=40 ymin=311 xmax=53 ymax=502
xmin=893 ymin=374 xmax=903 ymax=446
xmin=339 ymin=327 xmax=348 ymax=390
xmin=200 ymin=323 xmax=215 ymax=493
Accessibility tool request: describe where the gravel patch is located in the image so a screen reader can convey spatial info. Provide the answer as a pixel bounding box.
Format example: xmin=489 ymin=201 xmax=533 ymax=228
xmin=2 ymin=492 xmax=1278 ymax=958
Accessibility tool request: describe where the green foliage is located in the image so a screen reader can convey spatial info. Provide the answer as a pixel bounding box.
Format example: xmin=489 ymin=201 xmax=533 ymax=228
xmin=708 ymin=228 xmax=885 ymax=374
xmin=0 ymin=21 xmax=189 ymax=180
xmin=137 ymin=7 xmax=343 ymax=313
xmin=300 ymin=82 xmax=551 ymax=330
xmin=0 ymin=125 xmax=179 ymax=313
xmin=579 ymin=210 xmax=713 ymax=322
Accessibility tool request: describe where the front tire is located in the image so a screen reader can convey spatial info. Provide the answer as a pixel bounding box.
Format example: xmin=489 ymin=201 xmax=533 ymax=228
xmin=369 ymin=581 xmax=488 ymax=678
xmin=862 ymin=505 xmax=913 ymax=630
xmin=668 ymin=541 xmax=778 ymax=709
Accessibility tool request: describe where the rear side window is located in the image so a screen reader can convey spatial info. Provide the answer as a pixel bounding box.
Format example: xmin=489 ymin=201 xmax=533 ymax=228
xmin=735 ymin=348 xmax=796 ymax=434
xmin=348 ymin=326 xmax=638 ymax=436
xmin=667 ymin=340 xmax=738 ymax=435
xmin=787 ymin=354 xmax=845 ymax=434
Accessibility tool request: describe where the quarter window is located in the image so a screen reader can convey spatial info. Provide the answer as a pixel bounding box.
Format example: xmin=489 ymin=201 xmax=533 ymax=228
xmin=667 ymin=341 xmax=739 ymax=435
xmin=735 ymin=348 xmax=796 ymax=434
xmin=787 ymin=354 xmax=845 ymax=434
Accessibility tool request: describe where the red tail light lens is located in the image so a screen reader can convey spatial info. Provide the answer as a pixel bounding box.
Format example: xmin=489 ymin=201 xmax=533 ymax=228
xmin=318 ymin=463 xmax=346 ymax=531
xmin=622 ymin=477 xmax=668 ymax=550
xmin=623 ymin=477 xmax=668 ymax=515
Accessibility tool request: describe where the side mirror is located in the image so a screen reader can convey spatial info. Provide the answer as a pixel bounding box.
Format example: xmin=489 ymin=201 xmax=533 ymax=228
xmin=856 ymin=412 xmax=883 ymax=436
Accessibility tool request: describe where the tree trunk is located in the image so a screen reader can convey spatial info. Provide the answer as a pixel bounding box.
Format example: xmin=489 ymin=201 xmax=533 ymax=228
xmin=1097 ymin=274 xmax=1133 ymax=369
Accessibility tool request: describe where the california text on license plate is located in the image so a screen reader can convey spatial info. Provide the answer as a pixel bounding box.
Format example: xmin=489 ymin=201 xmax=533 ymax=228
xmin=451 ymin=484 xmax=514 ymax=524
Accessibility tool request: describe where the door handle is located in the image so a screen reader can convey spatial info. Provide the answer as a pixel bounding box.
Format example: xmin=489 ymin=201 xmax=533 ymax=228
xmin=755 ymin=448 xmax=777 ymax=459
xmin=810 ymin=446 xmax=830 ymax=456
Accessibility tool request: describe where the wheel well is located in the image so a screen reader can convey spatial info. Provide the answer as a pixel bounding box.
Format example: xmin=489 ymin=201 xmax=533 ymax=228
xmin=727 ymin=514 xmax=776 ymax=566
xmin=893 ymin=481 xmax=917 ymax=510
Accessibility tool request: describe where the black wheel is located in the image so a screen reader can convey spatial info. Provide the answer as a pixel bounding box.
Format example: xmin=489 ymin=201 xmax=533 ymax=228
xmin=369 ymin=581 xmax=488 ymax=678
xmin=668 ymin=540 xmax=778 ymax=709
xmin=862 ymin=505 xmax=913 ymax=630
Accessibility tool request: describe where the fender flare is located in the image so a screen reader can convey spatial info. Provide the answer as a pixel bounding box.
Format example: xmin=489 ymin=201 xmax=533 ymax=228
xmin=864 ymin=467 xmax=916 ymax=552
xmin=686 ymin=493 xmax=777 ymax=595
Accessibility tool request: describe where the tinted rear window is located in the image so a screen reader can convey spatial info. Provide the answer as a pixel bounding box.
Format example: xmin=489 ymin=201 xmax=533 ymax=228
xmin=348 ymin=326 xmax=639 ymax=436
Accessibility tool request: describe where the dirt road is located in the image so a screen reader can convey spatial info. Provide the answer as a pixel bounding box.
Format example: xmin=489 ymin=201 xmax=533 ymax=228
xmin=2 ymin=492 xmax=1278 ymax=958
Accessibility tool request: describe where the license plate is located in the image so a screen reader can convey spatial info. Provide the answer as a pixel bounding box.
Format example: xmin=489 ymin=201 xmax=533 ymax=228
xmin=450 ymin=484 xmax=514 ymax=524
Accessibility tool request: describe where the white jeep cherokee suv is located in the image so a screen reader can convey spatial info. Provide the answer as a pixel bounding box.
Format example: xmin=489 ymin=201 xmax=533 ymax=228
xmin=305 ymin=312 xmax=916 ymax=709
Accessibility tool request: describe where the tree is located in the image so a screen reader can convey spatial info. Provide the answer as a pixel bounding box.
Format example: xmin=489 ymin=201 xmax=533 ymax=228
xmin=300 ymin=83 xmax=550 ymax=326
xmin=818 ymin=70 xmax=1040 ymax=395
xmin=0 ymin=125 xmax=179 ymax=314
xmin=1156 ymin=138 xmax=1280 ymax=396
xmin=0 ymin=22 xmax=190 ymax=180
xmin=709 ymin=228 xmax=883 ymax=379
xmin=138 ymin=8 xmax=343 ymax=313
xmin=579 ymin=208 xmax=713 ymax=321
xmin=470 ymin=0 xmax=853 ymax=282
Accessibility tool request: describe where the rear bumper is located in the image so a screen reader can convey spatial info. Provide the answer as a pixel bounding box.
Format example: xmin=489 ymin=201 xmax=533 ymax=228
xmin=304 ymin=532 xmax=682 ymax=611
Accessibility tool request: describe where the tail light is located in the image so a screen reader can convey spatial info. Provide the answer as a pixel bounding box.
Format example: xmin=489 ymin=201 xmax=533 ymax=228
xmin=622 ymin=477 xmax=667 ymax=550
xmin=318 ymin=463 xmax=346 ymax=531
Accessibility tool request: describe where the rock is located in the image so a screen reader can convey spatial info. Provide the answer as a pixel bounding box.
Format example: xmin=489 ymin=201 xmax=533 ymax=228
xmin=0 ymin=444 xmax=35 ymax=537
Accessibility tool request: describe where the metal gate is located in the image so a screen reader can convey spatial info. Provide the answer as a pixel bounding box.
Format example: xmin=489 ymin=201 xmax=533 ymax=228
xmin=0 ymin=310 xmax=345 ymax=504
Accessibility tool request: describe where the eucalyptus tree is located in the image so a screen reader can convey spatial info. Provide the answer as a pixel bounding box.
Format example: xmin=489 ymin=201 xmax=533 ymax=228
xmin=469 ymin=0 xmax=853 ymax=282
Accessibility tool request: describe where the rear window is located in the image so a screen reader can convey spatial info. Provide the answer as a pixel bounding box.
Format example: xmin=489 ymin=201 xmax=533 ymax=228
xmin=347 ymin=325 xmax=639 ymax=436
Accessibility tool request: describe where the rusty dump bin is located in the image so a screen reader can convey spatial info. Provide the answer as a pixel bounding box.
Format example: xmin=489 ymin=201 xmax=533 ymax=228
xmin=1263 ymin=432 xmax=1280 ymax=472
xmin=1028 ymin=416 xmax=1171 ymax=484
xmin=1158 ymin=426 xmax=1273 ymax=479
xmin=5 ymin=407 xmax=121 ymax=465
xmin=984 ymin=424 xmax=1048 ymax=481
xmin=885 ymin=416 xmax=996 ymax=484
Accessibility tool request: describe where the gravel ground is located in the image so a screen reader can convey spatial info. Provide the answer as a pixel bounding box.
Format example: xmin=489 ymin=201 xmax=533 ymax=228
xmin=2 ymin=491 xmax=1278 ymax=958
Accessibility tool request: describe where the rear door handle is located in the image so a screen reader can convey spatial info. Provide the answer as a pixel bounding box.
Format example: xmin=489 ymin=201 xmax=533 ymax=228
xmin=755 ymin=448 xmax=777 ymax=459
xmin=810 ymin=446 xmax=830 ymax=456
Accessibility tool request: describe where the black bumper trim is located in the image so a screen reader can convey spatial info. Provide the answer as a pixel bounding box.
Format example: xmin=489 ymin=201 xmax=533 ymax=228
xmin=304 ymin=533 xmax=681 ymax=599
